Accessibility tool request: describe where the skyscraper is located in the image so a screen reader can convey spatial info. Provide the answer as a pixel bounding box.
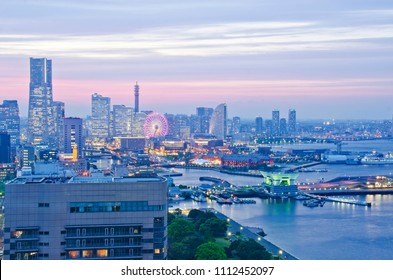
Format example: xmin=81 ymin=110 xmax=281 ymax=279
xmin=91 ymin=93 xmax=111 ymax=140
xmin=134 ymin=82 xmax=139 ymax=113
xmin=288 ymin=109 xmax=297 ymax=134
xmin=196 ymin=107 xmax=213 ymax=134
xmin=209 ymin=103 xmax=227 ymax=140
xmin=28 ymin=57 xmax=53 ymax=146
xmin=0 ymin=100 xmax=20 ymax=147
xmin=64 ymin=118 xmax=84 ymax=158
xmin=0 ymin=132 xmax=11 ymax=163
xmin=255 ymin=116 xmax=263 ymax=135
xmin=232 ymin=116 xmax=241 ymax=135
xmin=113 ymin=105 xmax=133 ymax=137
xmin=280 ymin=118 xmax=287 ymax=135
xmin=272 ymin=110 xmax=280 ymax=136
xmin=52 ymin=101 xmax=65 ymax=150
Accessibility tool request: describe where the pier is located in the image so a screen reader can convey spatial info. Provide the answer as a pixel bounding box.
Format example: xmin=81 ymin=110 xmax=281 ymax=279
xmin=303 ymin=193 xmax=371 ymax=207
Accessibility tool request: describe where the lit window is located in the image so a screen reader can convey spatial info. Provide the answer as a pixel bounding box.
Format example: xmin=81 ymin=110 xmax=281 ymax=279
xmin=82 ymin=250 xmax=93 ymax=258
xmin=97 ymin=249 xmax=108 ymax=257
xmin=154 ymin=249 xmax=160 ymax=254
xmin=68 ymin=251 xmax=79 ymax=259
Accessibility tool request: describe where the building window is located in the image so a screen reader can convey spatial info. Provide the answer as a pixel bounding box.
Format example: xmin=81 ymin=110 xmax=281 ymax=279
xmin=97 ymin=249 xmax=108 ymax=257
xmin=82 ymin=239 xmax=86 ymax=247
xmin=68 ymin=251 xmax=79 ymax=259
xmin=82 ymin=250 xmax=93 ymax=258
xmin=105 ymin=228 xmax=109 ymax=235
xmin=110 ymin=228 xmax=114 ymax=235
xmin=154 ymin=249 xmax=160 ymax=254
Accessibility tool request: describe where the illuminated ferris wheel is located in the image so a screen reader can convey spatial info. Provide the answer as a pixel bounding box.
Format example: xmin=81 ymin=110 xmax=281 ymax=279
xmin=143 ymin=112 xmax=169 ymax=138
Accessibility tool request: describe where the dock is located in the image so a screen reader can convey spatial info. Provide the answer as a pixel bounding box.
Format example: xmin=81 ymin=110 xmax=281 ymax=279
xmin=303 ymin=193 xmax=371 ymax=207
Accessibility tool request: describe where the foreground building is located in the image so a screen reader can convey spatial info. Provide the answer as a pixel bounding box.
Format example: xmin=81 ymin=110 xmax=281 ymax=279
xmin=3 ymin=175 xmax=168 ymax=260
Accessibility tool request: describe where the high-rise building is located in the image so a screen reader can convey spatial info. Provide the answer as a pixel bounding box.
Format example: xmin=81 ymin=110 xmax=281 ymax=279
xmin=196 ymin=107 xmax=213 ymax=134
xmin=255 ymin=117 xmax=263 ymax=135
xmin=131 ymin=112 xmax=146 ymax=137
xmin=265 ymin=120 xmax=273 ymax=136
xmin=232 ymin=116 xmax=241 ymax=135
xmin=64 ymin=118 xmax=84 ymax=158
xmin=52 ymin=101 xmax=65 ymax=150
xmin=113 ymin=105 xmax=133 ymax=137
xmin=19 ymin=145 xmax=35 ymax=167
xmin=28 ymin=57 xmax=54 ymax=146
xmin=134 ymin=82 xmax=139 ymax=113
xmin=280 ymin=118 xmax=287 ymax=135
xmin=288 ymin=109 xmax=297 ymax=134
xmin=272 ymin=110 xmax=280 ymax=136
xmin=0 ymin=100 xmax=20 ymax=147
xmin=209 ymin=103 xmax=227 ymax=140
xmin=0 ymin=132 xmax=11 ymax=163
xmin=3 ymin=175 xmax=168 ymax=260
xmin=91 ymin=93 xmax=111 ymax=140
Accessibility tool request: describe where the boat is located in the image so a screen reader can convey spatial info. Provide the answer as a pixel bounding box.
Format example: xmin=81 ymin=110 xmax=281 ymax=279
xmin=360 ymin=152 xmax=393 ymax=165
xmin=303 ymin=199 xmax=323 ymax=208
xmin=191 ymin=193 xmax=205 ymax=202
xmin=242 ymin=199 xmax=256 ymax=204
xmin=231 ymin=197 xmax=242 ymax=204
xmin=217 ymin=198 xmax=233 ymax=204
xmin=294 ymin=194 xmax=310 ymax=200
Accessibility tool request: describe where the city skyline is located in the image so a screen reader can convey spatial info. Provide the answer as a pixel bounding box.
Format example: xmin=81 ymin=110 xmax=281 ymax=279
xmin=1 ymin=0 xmax=393 ymax=119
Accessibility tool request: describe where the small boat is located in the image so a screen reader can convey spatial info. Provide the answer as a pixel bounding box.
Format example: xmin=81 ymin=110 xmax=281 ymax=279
xmin=191 ymin=193 xmax=205 ymax=202
xmin=303 ymin=199 xmax=322 ymax=208
xmin=217 ymin=198 xmax=233 ymax=204
xmin=294 ymin=194 xmax=310 ymax=200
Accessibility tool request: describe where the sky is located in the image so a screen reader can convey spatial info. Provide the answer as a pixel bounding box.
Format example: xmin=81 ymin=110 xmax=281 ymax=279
xmin=1 ymin=0 xmax=393 ymax=120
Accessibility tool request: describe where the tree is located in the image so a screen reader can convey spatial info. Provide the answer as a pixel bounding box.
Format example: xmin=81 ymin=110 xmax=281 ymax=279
xmin=188 ymin=209 xmax=204 ymax=220
xmin=195 ymin=242 xmax=227 ymax=260
xmin=168 ymin=242 xmax=195 ymax=260
xmin=168 ymin=212 xmax=176 ymax=225
xmin=234 ymin=239 xmax=272 ymax=260
xmin=199 ymin=218 xmax=228 ymax=238
xmin=168 ymin=218 xmax=195 ymax=242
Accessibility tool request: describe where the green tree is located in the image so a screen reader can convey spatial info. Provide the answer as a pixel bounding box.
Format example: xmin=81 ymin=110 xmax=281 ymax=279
xmin=168 ymin=242 xmax=195 ymax=260
xmin=198 ymin=218 xmax=228 ymax=238
xmin=195 ymin=242 xmax=227 ymax=260
xmin=168 ymin=212 xmax=176 ymax=225
xmin=168 ymin=218 xmax=195 ymax=242
xmin=188 ymin=209 xmax=204 ymax=220
xmin=235 ymin=239 xmax=272 ymax=260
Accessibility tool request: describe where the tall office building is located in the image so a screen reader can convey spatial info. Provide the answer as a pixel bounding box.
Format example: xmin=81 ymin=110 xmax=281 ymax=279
xmin=131 ymin=112 xmax=147 ymax=137
xmin=255 ymin=117 xmax=263 ymax=135
xmin=64 ymin=118 xmax=84 ymax=158
xmin=52 ymin=101 xmax=65 ymax=150
xmin=28 ymin=57 xmax=53 ymax=146
xmin=134 ymin=82 xmax=140 ymax=113
xmin=91 ymin=93 xmax=111 ymax=140
xmin=272 ymin=110 xmax=280 ymax=136
xmin=209 ymin=103 xmax=227 ymax=140
xmin=19 ymin=145 xmax=35 ymax=167
xmin=113 ymin=105 xmax=133 ymax=137
xmin=232 ymin=117 xmax=241 ymax=135
xmin=196 ymin=107 xmax=213 ymax=134
xmin=288 ymin=109 xmax=297 ymax=134
xmin=0 ymin=100 xmax=20 ymax=147
xmin=280 ymin=118 xmax=287 ymax=135
xmin=0 ymin=132 xmax=11 ymax=163
xmin=4 ymin=175 xmax=168 ymax=260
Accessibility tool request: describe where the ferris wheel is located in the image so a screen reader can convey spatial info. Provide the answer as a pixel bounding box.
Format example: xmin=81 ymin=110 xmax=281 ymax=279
xmin=143 ymin=112 xmax=169 ymax=138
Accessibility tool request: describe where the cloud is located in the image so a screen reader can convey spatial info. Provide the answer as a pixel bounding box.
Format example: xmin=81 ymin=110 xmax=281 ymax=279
xmin=1 ymin=20 xmax=393 ymax=59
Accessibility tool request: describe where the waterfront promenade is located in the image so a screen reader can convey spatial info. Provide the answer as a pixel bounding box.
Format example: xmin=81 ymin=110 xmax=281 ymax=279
xmin=201 ymin=208 xmax=298 ymax=260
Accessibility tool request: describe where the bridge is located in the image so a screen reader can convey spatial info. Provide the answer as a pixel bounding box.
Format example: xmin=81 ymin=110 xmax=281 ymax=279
xmin=286 ymin=162 xmax=322 ymax=172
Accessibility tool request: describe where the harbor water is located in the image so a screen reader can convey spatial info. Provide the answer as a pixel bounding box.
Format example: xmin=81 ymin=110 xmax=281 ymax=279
xmin=169 ymin=140 xmax=393 ymax=259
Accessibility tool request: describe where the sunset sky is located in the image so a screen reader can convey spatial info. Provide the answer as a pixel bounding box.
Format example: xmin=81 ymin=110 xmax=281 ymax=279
xmin=1 ymin=0 xmax=393 ymax=119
